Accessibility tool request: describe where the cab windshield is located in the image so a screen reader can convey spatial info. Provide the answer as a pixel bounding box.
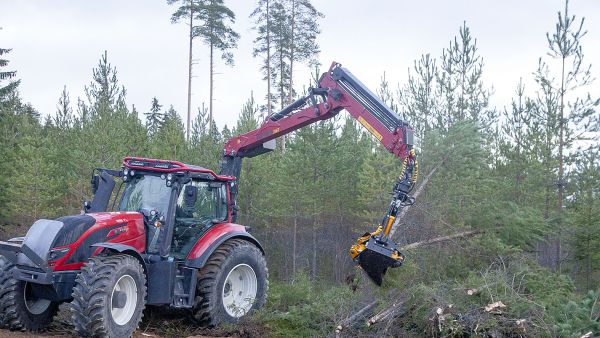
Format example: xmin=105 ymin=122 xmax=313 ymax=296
xmin=118 ymin=175 xmax=171 ymax=216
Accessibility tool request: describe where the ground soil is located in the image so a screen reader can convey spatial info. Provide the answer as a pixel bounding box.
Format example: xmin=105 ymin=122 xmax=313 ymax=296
xmin=0 ymin=304 xmax=267 ymax=338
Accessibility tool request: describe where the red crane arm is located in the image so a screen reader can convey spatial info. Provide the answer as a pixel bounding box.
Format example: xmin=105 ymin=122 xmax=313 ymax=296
xmin=220 ymin=62 xmax=416 ymax=223
xmin=222 ymin=62 xmax=413 ymax=161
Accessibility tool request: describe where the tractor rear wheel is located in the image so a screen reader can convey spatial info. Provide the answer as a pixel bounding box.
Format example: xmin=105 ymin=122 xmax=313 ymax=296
xmin=71 ymin=254 xmax=146 ymax=337
xmin=192 ymin=239 xmax=268 ymax=326
xmin=0 ymin=256 xmax=59 ymax=331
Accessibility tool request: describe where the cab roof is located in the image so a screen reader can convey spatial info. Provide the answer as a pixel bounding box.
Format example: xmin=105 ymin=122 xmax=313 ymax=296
xmin=122 ymin=157 xmax=235 ymax=181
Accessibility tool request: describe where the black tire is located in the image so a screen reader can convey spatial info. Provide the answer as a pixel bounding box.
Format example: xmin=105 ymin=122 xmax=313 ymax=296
xmin=71 ymin=254 xmax=146 ymax=338
xmin=0 ymin=255 xmax=59 ymax=331
xmin=0 ymin=255 xmax=11 ymax=329
xmin=192 ymin=239 xmax=268 ymax=326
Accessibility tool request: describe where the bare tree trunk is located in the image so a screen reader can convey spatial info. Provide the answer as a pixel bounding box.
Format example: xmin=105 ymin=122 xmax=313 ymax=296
xmin=279 ymin=44 xmax=286 ymax=153
xmin=292 ymin=211 xmax=297 ymax=277
xmin=389 ymin=160 xmax=444 ymax=239
xmin=288 ymin=0 xmax=295 ymax=105
xmin=186 ymin=3 xmax=193 ymax=140
xmin=209 ymin=40 xmax=214 ymax=132
xmin=266 ymin=0 xmax=272 ymax=116
xmin=312 ymin=218 xmax=317 ymax=279
xmin=556 ymin=54 xmax=566 ymax=274
xmin=399 ymin=230 xmax=481 ymax=250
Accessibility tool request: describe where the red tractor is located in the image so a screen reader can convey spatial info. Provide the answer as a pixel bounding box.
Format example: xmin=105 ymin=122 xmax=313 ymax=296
xmin=0 ymin=62 xmax=417 ymax=337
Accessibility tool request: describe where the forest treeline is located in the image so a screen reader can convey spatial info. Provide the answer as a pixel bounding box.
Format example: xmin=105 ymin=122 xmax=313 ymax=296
xmin=1 ymin=0 xmax=599 ymax=336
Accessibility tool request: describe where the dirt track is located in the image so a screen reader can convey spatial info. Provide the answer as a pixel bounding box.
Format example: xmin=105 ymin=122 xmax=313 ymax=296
xmin=0 ymin=305 xmax=263 ymax=338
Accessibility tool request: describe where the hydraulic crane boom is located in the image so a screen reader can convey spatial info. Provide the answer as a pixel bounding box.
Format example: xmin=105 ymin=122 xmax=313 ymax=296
xmin=220 ymin=61 xmax=418 ymax=285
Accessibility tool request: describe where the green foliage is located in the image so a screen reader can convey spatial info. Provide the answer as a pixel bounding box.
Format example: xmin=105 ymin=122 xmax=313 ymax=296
xmin=150 ymin=105 xmax=187 ymax=160
xmin=554 ymin=290 xmax=600 ymax=337
xmin=253 ymin=273 xmax=354 ymax=337
xmin=470 ymin=201 xmax=547 ymax=249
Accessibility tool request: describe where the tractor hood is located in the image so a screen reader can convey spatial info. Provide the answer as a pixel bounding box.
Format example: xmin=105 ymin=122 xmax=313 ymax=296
xmin=15 ymin=212 xmax=145 ymax=271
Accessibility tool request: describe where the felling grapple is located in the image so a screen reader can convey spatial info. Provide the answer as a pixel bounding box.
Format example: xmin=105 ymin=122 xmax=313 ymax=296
xmin=350 ymin=149 xmax=418 ymax=285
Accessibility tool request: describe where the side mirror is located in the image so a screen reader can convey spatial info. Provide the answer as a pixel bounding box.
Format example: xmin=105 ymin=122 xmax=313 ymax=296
xmin=183 ymin=185 xmax=198 ymax=208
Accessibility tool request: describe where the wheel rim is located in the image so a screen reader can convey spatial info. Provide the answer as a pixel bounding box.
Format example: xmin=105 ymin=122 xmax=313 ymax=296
xmin=110 ymin=275 xmax=138 ymax=326
xmin=23 ymin=282 xmax=51 ymax=315
xmin=222 ymin=263 xmax=258 ymax=318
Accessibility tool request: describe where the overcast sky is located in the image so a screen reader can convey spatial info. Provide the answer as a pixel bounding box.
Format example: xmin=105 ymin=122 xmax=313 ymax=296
xmin=1 ymin=0 xmax=599 ymax=130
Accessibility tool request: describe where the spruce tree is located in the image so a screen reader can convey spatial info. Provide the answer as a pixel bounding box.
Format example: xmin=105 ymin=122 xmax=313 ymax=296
xmin=145 ymin=97 xmax=164 ymax=137
xmin=152 ymin=106 xmax=187 ymax=160
xmin=0 ymin=47 xmax=19 ymax=100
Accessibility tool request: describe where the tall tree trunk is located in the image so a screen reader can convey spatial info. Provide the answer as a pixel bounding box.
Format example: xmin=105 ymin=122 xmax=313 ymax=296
xmin=556 ymin=54 xmax=566 ymax=274
xmin=209 ymin=40 xmax=214 ymax=132
xmin=292 ymin=209 xmax=297 ymax=277
xmin=279 ymin=42 xmax=286 ymax=153
xmin=312 ymin=219 xmax=317 ymax=279
xmin=288 ymin=0 xmax=296 ymax=105
xmin=266 ymin=0 xmax=272 ymax=116
xmin=389 ymin=160 xmax=444 ymax=239
xmin=186 ymin=4 xmax=193 ymax=140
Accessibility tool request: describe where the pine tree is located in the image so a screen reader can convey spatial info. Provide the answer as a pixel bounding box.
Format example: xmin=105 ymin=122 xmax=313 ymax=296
xmin=501 ymin=79 xmax=534 ymax=203
xmin=536 ymin=0 xmax=600 ymax=272
xmin=70 ymin=52 xmax=147 ymax=208
xmin=251 ymin=0 xmax=276 ymax=115
xmin=399 ymin=53 xmax=438 ymax=145
xmin=193 ymin=0 xmax=239 ymax=130
xmin=0 ymin=43 xmax=22 ymax=221
xmin=285 ymin=0 xmax=323 ymax=104
xmin=55 ymin=86 xmax=73 ymax=129
xmin=437 ymin=22 xmax=491 ymax=129
xmin=168 ymin=0 xmax=206 ymax=139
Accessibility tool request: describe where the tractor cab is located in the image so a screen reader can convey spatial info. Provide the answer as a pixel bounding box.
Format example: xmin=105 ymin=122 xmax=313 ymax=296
xmin=88 ymin=157 xmax=235 ymax=259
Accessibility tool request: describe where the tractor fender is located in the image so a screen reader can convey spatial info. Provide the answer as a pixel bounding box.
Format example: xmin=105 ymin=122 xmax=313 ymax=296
xmin=185 ymin=223 xmax=264 ymax=269
xmin=91 ymin=242 xmax=147 ymax=272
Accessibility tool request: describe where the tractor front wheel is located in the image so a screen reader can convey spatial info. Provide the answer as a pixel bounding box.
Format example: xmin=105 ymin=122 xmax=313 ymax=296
xmin=192 ymin=239 xmax=268 ymax=326
xmin=71 ymin=254 xmax=146 ymax=337
xmin=0 ymin=256 xmax=59 ymax=331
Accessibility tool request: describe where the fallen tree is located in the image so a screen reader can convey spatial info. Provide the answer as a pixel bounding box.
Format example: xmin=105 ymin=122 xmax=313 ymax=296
xmin=335 ymin=300 xmax=378 ymax=336
xmin=367 ymin=298 xmax=406 ymax=326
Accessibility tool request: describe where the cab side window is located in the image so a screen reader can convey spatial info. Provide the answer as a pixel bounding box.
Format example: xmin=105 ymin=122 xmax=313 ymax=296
xmin=176 ymin=180 xmax=228 ymax=223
